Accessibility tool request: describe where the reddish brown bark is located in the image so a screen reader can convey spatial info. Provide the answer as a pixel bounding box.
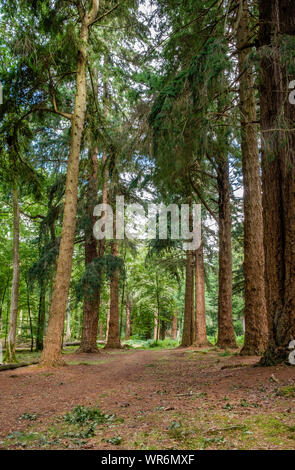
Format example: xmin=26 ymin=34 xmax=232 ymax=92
xmin=259 ymin=0 xmax=295 ymax=364
xmin=171 ymin=312 xmax=178 ymax=340
xmin=99 ymin=322 xmax=104 ymax=341
xmin=79 ymin=149 xmax=100 ymax=353
xmin=237 ymin=0 xmax=268 ymax=356
xmin=181 ymin=250 xmax=195 ymax=347
xmin=105 ymin=241 xmax=121 ymax=349
xmin=216 ymin=156 xmax=237 ymax=349
xmin=194 ymin=244 xmax=211 ymax=347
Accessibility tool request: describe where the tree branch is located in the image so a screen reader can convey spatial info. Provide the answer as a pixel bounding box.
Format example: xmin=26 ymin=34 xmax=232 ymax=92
xmin=33 ymin=105 xmax=73 ymax=121
xmin=189 ymin=174 xmax=219 ymax=223
xmin=86 ymin=0 xmax=100 ymax=26
xmin=89 ymin=3 xmax=121 ymax=26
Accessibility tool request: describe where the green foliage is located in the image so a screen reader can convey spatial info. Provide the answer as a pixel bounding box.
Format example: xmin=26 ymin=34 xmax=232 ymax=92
xmin=63 ymin=405 xmax=115 ymax=426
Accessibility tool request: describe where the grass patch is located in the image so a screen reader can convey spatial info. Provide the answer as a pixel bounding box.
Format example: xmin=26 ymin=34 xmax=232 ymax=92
xmin=277 ymin=385 xmax=295 ymax=397
xmin=124 ymin=338 xmax=179 ymax=350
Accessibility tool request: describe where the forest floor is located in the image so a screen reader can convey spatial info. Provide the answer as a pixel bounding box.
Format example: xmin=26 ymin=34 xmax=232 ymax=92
xmin=1 ymin=346 xmax=295 ymax=450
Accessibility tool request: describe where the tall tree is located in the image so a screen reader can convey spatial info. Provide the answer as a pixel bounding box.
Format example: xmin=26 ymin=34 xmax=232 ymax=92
xmin=171 ymin=311 xmax=178 ymax=340
xmin=105 ymin=240 xmax=121 ymax=348
xmin=237 ymin=0 xmax=268 ymax=355
xmin=216 ymin=154 xmax=237 ymax=349
xmin=258 ymin=0 xmax=295 ymax=365
xmin=41 ymin=0 xmax=99 ymax=366
xmin=79 ymin=148 xmax=100 ymax=353
xmin=194 ymin=243 xmax=210 ymax=347
xmin=181 ymin=250 xmax=194 ymax=347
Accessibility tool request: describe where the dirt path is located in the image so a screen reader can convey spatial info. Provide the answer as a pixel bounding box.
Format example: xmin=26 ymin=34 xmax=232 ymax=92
xmin=1 ymin=347 xmax=295 ymax=450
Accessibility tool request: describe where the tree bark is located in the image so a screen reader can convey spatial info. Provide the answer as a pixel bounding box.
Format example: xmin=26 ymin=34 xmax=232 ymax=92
xmin=181 ymin=250 xmax=195 ymax=346
xmin=99 ymin=321 xmax=104 ymax=341
xmin=237 ymin=0 xmax=268 ymax=356
xmin=79 ymin=148 xmax=100 ymax=353
xmin=4 ymin=185 xmax=20 ymax=363
xmin=105 ymin=240 xmax=121 ymax=348
xmin=259 ymin=0 xmax=295 ymax=365
xmin=216 ymin=156 xmax=237 ymax=349
xmin=160 ymin=320 xmax=166 ymax=341
xmin=171 ymin=312 xmax=178 ymax=340
xmin=194 ymin=243 xmax=210 ymax=347
xmin=41 ymin=1 xmax=99 ymax=366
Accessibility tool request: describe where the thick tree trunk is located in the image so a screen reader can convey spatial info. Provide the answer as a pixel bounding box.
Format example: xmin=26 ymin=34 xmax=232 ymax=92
xmin=181 ymin=250 xmax=195 ymax=346
xmin=36 ymin=280 xmax=46 ymax=351
xmin=125 ymin=294 xmax=131 ymax=340
xmin=4 ymin=185 xmax=20 ymax=363
xmin=216 ymin=156 xmax=237 ymax=349
xmin=99 ymin=322 xmax=104 ymax=341
xmin=106 ymin=241 xmax=121 ymax=348
xmin=41 ymin=1 xmax=99 ymax=366
xmin=237 ymin=0 xmax=268 ymax=356
xmin=106 ymin=240 xmax=120 ymax=349
xmin=171 ymin=312 xmax=178 ymax=340
xmin=79 ymin=148 xmax=100 ymax=353
xmin=259 ymin=0 xmax=295 ymax=365
xmin=194 ymin=243 xmax=210 ymax=347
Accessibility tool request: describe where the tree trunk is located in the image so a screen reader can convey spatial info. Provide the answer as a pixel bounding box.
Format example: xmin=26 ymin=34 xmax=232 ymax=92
xmin=4 ymin=185 xmax=20 ymax=363
xmin=160 ymin=320 xmax=166 ymax=341
xmin=181 ymin=250 xmax=195 ymax=346
xmin=194 ymin=243 xmax=210 ymax=347
xmin=259 ymin=0 xmax=295 ymax=365
xmin=125 ymin=294 xmax=131 ymax=340
xmin=36 ymin=280 xmax=46 ymax=351
xmin=216 ymin=156 xmax=237 ymax=349
xmin=237 ymin=0 xmax=268 ymax=356
xmin=171 ymin=312 xmax=178 ymax=340
xmin=40 ymin=2 xmax=99 ymax=366
xmin=26 ymin=279 xmax=34 ymax=352
xmin=79 ymin=148 xmax=100 ymax=353
xmin=99 ymin=322 xmax=104 ymax=341
xmin=106 ymin=241 xmax=121 ymax=348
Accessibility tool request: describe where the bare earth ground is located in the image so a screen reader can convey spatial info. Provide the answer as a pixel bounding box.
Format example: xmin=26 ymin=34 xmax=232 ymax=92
xmin=1 ymin=347 xmax=295 ymax=450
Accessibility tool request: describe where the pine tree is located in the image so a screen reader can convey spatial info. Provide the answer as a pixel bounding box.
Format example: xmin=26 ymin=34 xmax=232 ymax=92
xmin=41 ymin=0 xmax=100 ymax=366
xmin=236 ymin=0 xmax=268 ymax=356
xmin=258 ymin=0 xmax=295 ymax=365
